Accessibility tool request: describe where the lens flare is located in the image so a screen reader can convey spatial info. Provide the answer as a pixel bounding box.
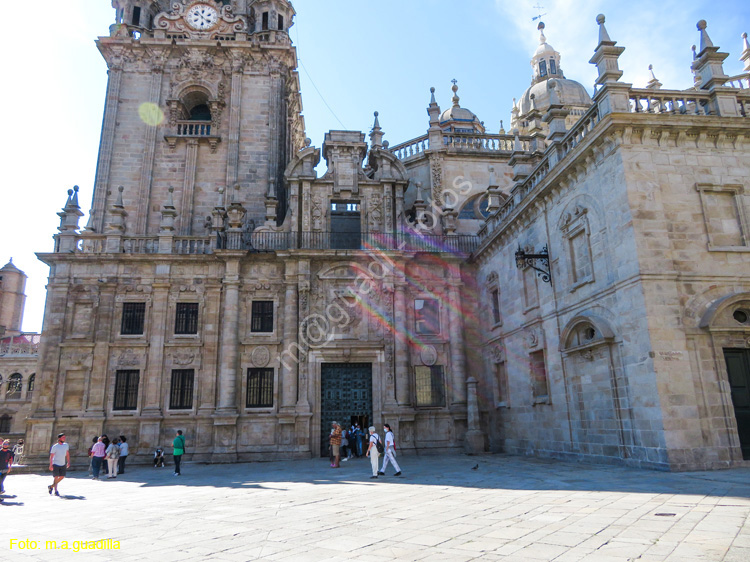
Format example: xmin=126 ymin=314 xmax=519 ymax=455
xmin=139 ymin=103 xmax=165 ymax=126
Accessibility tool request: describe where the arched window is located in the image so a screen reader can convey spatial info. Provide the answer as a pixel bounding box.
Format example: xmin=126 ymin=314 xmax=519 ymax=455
xmin=189 ymin=104 xmax=211 ymax=121
xmin=180 ymin=90 xmax=212 ymax=122
xmin=550 ymin=59 xmax=557 ymax=75
xmin=539 ymin=60 xmax=548 ymax=78
xmin=6 ymin=373 xmax=22 ymax=400
xmin=0 ymin=414 xmax=10 ymax=433
xmin=27 ymin=374 xmax=35 ymax=399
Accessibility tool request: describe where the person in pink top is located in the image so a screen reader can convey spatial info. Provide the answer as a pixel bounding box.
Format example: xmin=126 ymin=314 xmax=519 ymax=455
xmin=90 ymin=436 xmax=106 ymax=480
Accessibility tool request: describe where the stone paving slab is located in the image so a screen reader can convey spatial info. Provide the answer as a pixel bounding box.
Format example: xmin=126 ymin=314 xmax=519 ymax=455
xmin=1 ymin=454 xmax=749 ymax=561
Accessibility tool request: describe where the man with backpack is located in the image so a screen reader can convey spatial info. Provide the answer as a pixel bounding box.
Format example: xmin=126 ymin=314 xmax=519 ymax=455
xmin=365 ymin=426 xmax=383 ymax=479
xmin=378 ymin=424 xmax=402 ymax=477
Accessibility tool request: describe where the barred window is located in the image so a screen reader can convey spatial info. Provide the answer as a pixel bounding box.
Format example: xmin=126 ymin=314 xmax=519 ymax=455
xmin=27 ymin=373 xmax=35 ymax=399
xmin=247 ymin=368 xmax=274 ymax=408
xmin=415 ymin=365 xmax=445 ymax=407
xmin=0 ymin=414 xmax=10 ymax=433
xmin=251 ymin=301 xmax=274 ymax=333
xmin=114 ymin=370 xmax=139 ymax=411
xmin=170 ymin=369 xmax=194 ymax=410
xmin=6 ymin=373 xmax=22 ymax=400
xmin=415 ymin=299 xmax=440 ymax=335
xmin=121 ymin=302 xmax=146 ymax=335
xmin=175 ymin=303 xmax=199 ymax=335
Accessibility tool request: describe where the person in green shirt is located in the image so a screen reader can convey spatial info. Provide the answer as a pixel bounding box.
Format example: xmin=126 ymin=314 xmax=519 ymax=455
xmin=173 ymin=430 xmax=186 ymax=476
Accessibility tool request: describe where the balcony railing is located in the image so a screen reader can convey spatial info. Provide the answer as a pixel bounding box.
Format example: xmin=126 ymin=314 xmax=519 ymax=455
xmin=0 ymin=334 xmax=41 ymax=356
xmin=218 ymin=231 xmax=479 ymax=254
xmin=176 ymin=121 xmax=212 ymax=136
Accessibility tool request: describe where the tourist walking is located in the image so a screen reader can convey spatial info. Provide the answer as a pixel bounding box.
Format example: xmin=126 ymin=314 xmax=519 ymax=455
xmin=105 ymin=438 xmax=120 ymax=478
xmin=365 ymin=426 xmax=381 ymax=479
xmin=0 ymin=440 xmax=13 ymax=497
xmin=117 ymin=436 xmax=129 ymax=474
xmin=173 ymin=430 xmax=185 ymax=476
xmin=90 ymin=436 xmax=106 ymax=480
xmin=87 ymin=436 xmax=98 ymax=476
xmin=48 ymin=433 xmax=70 ymax=496
xmin=378 ymin=424 xmax=402 ymax=476
xmin=329 ymin=421 xmax=342 ymax=468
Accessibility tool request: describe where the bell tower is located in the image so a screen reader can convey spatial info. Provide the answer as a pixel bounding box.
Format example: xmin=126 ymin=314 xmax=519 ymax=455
xmin=90 ymin=0 xmax=304 ymax=235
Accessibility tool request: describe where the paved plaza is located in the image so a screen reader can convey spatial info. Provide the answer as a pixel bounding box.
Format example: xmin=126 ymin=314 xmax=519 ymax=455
xmin=1 ymin=454 xmax=749 ymax=561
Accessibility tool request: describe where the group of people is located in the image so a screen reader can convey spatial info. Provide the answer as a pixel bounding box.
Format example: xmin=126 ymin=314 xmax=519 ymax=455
xmin=329 ymin=422 xmax=402 ymax=479
xmin=87 ymin=434 xmax=129 ymax=480
xmin=42 ymin=429 xmax=186 ymax=497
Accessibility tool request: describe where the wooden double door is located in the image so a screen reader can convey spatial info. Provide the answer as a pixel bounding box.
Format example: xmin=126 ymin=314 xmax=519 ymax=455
xmin=724 ymin=349 xmax=750 ymax=460
xmin=320 ymin=363 xmax=372 ymax=457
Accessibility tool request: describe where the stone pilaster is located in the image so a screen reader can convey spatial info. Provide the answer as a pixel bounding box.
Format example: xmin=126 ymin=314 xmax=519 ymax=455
xmin=464 ymin=377 xmax=486 ymax=454
xmin=141 ymin=282 xmax=170 ymax=416
xmin=448 ymin=278 xmax=466 ymax=406
xmin=225 ymin=54 xmax=245 ymax=188
xmin=180 ymin=139 xmax=200 ymax=235
xmin=136 ymin=61 xmax=165 ymax=233
xmin=394 ymin=282 xmax=410 ymax=406
xmin=280 ymin=260 xmax=298 ymax=412
xmin=92 ymin=65 xmax=123 ymax=233
xmin=216 ymin=259 xmax=241 ymax=413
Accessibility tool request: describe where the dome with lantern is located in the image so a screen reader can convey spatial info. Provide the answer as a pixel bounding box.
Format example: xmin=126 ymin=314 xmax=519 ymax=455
xmin=511 ymin=22 xmax=593 ymax=133
xmin=439 ymin=82 xmax=486 ymax=134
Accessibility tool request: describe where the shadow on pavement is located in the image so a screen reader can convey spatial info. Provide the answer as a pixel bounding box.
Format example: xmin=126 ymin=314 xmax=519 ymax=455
xmin=23 ymin=454 xmax=750 ymax=499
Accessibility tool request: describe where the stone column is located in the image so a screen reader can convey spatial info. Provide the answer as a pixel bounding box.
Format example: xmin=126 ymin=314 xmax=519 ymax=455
xmin=225 ymin=55 xmax=244 ymax=188
xmin=141 ymin=283 xmax=170 ymax=416
xmin=394 ymin=283 xmax=410 ymax=406
xmin=448 ymin=279 xmax=467 ymax=406
xmin=92 ymin=65 xmax=123 ymax=232
xmin=280 ymin=260 xmax=298 ymax=412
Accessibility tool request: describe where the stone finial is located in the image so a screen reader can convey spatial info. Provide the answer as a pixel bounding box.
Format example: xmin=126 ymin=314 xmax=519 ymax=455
xmin=513 ymin=129 xmax=523 ymax=152
xmin=538 ymin=21 xmax=547 ymax=44
xmin=693 ymin=19 xmax=730 ymax=92
xmin=647 ymin=64 xmax=663 ymax=89
xmin=69 ymin=185 xmax=80 ymax=208
xmin=451 ymin=79 xmax=460 ymax=107
xmin=596 ymin=14 xmax=612 ymax=45
xmin=741 ymin=32 xmax=750 ymax=71
xmin=430 ymin=87 xmax=437 ymax=106
xmin=415 ymin=181 xmax=424 ymax=204
xmin=697 ymin=20 xmax=714 ymax=53
xmin=499 ymin=120 xmax=505 ymax=135
xmin=369 ymin=111 xmax=384 ymax=148
xmin=488 ymin=166 xmax=498 ymax=188
xmin=589 ymin=13 xmax=625 ymax=86
xmin=115 ymin=185 xmax=125 ymax=207
xmin=159 ymin=186 xmax=178 ymax=234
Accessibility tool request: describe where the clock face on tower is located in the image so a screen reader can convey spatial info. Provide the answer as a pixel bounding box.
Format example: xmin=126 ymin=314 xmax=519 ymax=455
xmin=186 ymin=4 xmax=219 ymax=30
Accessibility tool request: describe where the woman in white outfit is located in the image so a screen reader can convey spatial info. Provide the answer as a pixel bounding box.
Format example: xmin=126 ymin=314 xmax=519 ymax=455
xmin=105 ymin=438 xmax=120 ymax=479
xmin=379 ymin=424 xmax=402 ymax=476
xmin=365 ymin=426 xmax=380 ymax=479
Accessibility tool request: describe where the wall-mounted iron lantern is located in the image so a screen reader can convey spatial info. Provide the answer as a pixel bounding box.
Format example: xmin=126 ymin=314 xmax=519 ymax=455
xmin=515 ymin=245 xmax=551 ymax=283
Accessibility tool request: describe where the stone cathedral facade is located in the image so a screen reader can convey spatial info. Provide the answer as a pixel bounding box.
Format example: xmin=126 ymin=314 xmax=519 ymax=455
xmin=23 ymin=1 xmax=750 ymax=471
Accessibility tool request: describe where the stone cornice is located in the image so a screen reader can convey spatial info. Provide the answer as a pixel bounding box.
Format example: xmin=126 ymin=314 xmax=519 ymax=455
xmin=474 ymin=112 xmax=750 ymax=261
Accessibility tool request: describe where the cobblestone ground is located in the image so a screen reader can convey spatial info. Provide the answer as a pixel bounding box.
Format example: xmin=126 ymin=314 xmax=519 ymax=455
xmin=1 ymin=454 xmax=749 ymax=561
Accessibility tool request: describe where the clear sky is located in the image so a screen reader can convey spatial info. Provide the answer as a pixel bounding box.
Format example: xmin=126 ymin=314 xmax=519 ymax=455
xmin=2 ymin=0 xmax=748 ymax=332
